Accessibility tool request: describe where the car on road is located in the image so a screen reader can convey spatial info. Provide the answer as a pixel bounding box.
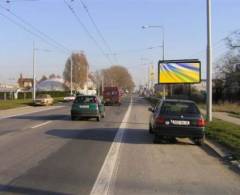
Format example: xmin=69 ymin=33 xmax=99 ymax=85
xmin=148 ymin=99 xmax=205 ymax=145
xmin=103 ymin=86 xmax=121 ymax=106
xmin=63 ymin=94 xmax=76 ymax=102
xmin=33 ymin=94 xmax=54 ymax=106
xmin=71 ymin=95 xmax=105 ymax=121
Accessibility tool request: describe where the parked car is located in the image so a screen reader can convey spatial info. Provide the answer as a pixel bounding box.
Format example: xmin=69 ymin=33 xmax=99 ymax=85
xmin=148 ymin=99 xmax=205 ymax=145
xmin=71 ymin=95 xmax=105 ymax=121
xmin=34 ymin=94 xmax=54 ymax=106
xmin=63 ymin=94 xmax=76 ymax=102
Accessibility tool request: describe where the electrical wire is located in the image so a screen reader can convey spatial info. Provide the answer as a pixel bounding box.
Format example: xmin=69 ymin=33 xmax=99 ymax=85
xmin=0 ymin=4 xmax=71 ymax=53
xmin=64 ymin=0 xmax=113 ymax=66
xmin=0 ymin=12 xmax=70 ymax=54
xmin=78 ymin=0 xmax=118 ymax=64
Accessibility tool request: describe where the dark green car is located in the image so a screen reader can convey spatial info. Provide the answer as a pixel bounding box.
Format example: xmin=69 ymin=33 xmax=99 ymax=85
xmin=71 ymin=95 xmax=105 ymax=121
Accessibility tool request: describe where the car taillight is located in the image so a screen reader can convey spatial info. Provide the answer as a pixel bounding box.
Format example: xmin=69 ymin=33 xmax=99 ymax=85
xmin=197 ymin=118 xmax=206 ymax=127
xmin=155 ymin=116 xmax=165 ymax=124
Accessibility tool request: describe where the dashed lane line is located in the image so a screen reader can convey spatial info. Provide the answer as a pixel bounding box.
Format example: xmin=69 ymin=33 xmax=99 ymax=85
xmin=90 ymin=97 xmax=133 ymax=195
xmin=31 ymin=121 xmax=52 ymax=129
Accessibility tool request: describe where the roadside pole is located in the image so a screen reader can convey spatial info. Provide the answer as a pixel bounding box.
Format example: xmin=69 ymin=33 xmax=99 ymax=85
xmin=162 ymin=27 xmax=165 ymax=99
xmin=32 ymin=41 xmax=36 ymax=101
xmin=70 ymin=54 xmax=73 ymax=95
xmin=207 ymin=0 xmax=213 ymax=121
xmin=101 ymin=74 xmax=104 ymax=95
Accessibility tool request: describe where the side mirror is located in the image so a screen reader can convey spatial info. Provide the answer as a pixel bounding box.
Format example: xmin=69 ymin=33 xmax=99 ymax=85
xmin=148 ymin=107 xmax=154 ymax=112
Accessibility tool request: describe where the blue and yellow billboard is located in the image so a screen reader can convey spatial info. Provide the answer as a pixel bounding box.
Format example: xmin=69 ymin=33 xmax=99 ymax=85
xmin=158 ymin=60 xmax=201 ymax=84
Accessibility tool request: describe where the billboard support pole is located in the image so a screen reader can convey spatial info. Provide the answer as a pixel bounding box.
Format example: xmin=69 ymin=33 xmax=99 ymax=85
xmin=162 ymin=27 xmax=166 ymax=100
xmin=207 ymin=0 xmax=212 ymax=121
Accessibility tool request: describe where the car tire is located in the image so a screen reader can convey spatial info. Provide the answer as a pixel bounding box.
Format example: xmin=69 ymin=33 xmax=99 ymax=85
xmin=97 ymin=115 xmax=101 ymax=122
xmin=71 ymin=115 xmax=76 ymax=121
xmin=101 ymin=112 xmax=105 ymax=118
xmin=149 ymin=124 xmax=153 ymax=134
xmin=153 ymin=135 xmax=163 ymax=144
xmin=194 ymin=137 xmax=204 ymax=146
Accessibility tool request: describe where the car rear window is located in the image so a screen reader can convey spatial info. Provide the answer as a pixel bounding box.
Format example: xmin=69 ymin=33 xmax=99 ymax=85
xmin=160 ymin=102 xmax=200 ymax=115
xmin=74 ymin=96 xmax=97 ymax=104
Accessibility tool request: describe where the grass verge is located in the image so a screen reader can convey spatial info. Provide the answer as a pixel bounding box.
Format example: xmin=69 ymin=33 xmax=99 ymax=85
xmin=198 ymin=103 xmax=240 ymax=116
xmin=0 ymin=99 xmax=32 ymax=110
xmin=206 ymin=119 xmax=240 ymax=159
xmin=0 ymin=97 xmax=65 ymax=110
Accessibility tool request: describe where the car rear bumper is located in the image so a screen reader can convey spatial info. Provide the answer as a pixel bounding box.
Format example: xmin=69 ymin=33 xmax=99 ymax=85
xmin=153 ymin=126 xmax=204 ymax=138
xmin=71 ymin=110 xmax=99 ymax=117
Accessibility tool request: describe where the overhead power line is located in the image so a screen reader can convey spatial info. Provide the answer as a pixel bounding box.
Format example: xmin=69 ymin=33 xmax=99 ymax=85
xmin=188 ymin=29 xmax=240 ymax=59
xmin=78 ymin=0 xmax=118 ymax=64
xmin=1 ymin=0 xmax=40 ymax=3
xmin=0 ymin=4 xmax=71 ymax=53
xmin=64 ymin=0 xmax=113 ymax=66
xmin=0 ymin=12 xmax=66 ymax=53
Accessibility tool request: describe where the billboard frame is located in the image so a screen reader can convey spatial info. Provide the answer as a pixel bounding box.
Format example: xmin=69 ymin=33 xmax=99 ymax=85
xmin=158 ymin=59 xmax=201 ymax=84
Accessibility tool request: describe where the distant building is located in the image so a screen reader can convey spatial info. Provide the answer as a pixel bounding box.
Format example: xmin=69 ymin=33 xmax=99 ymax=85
xmin=36 ymin=78 xmax=69 ymax=92
xmin=18 ymin=74 xmax=33 ymax=90
xmin=192 ymin=79 xmax=206 ymax=92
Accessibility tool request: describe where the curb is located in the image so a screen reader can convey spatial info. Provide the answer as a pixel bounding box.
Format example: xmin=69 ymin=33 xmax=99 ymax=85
xmin=204 ymin=138 xmax=240 ymax=170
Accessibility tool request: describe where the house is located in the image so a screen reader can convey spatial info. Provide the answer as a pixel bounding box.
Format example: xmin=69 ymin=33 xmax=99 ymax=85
xmin=18 ymin=74 xmax=33 ymax=90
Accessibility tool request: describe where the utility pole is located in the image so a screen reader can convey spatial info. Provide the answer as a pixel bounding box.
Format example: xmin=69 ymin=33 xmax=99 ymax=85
xmin=162 ymin=27 xmax=166 ymax=99
xmin=70 ymin=54 xmax=73 ymax=95
xmin=101 ymin=74 xmax=104 ymax=95
xmin=32 ymin=41 xmax=36 ymax=101
xmin=207 ymin=0 xmax=213 ymax=121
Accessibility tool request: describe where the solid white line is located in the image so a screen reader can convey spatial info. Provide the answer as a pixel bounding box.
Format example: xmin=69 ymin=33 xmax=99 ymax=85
xmin=90 ymin=97 xmax=133 ymax=195
xmin=31 ymin=121 xmax=52 ymax=129
xmin=0 ymin=106 xmax=64 ymax=120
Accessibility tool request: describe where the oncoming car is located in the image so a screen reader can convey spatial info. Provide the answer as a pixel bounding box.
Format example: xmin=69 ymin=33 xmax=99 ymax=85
xmin=71 ymin=95 xmax=105 ymax=121
xmin=33 ymin=94 xmax=54 ymax=106
xmin=149 ymin=99 xmax=206 ymax=145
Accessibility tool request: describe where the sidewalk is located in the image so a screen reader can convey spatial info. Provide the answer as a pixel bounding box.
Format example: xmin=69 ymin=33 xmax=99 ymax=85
xmin=200 ymin=109 xmax=240 ymax=126
xmin=0 ymin=105 xmax=64 ymax=120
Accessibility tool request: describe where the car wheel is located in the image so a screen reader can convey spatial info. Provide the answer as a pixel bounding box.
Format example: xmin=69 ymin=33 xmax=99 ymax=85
xmin=153 ymin=135 xmax=163 ymax=144
xmin=194 ymin=137 xmax=204 ymax=146
xmin=97 ymin=115 xmax=101 ymax=122
xmin=149 ymin=124 xmax=153 ymax=134
xmin=101 ymin=112 xmax=105 ymax=118
xmin=71 ymin=115 xmax=76 ymax=121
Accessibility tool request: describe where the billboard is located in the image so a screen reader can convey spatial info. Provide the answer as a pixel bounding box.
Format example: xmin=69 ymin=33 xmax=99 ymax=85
xmin=158 ymin=59 xmax=201 ymax=84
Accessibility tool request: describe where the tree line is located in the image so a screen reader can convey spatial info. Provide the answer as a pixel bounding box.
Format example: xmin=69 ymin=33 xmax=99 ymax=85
xmin=214 ymin=30 xmax=240 ymax=103
xmin=62 ymin=52 xmax=135 ymax=93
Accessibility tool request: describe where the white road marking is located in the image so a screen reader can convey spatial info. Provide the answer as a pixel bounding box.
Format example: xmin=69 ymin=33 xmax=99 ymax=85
xmin=90 ymin=97 xmax=133 ymax=195
xmin=31 ymin=121 xmax=52 ymax=129
xmin=0 ymin=106 xmax=64 ymax=120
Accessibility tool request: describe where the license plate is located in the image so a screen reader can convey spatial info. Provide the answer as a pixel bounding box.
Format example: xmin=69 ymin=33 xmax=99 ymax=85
xmin=171 ymin=120 xmax=190 ymax=125
xmin=80 ymin=105 xmax=89 ymax=108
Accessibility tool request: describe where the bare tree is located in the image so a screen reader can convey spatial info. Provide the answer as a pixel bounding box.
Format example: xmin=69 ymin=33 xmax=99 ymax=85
xmin=38 ymin=75 xmax=48 ymax=83
xmin=102 ymin=65 xmax=135 ymax=92
xmin=63 ymin=53 xmax=89 ymax=90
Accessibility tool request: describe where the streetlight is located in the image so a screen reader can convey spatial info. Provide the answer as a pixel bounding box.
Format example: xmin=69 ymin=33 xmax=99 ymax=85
xmin=206 ymin=0 xmax=212 ymax=121
xmin=32 ymin=42 xmax=52 ymax=101
xmin=142 ymin=25 xmax=165 ymax=99
xmin=141 ymin=57 xmax=153 ymax=90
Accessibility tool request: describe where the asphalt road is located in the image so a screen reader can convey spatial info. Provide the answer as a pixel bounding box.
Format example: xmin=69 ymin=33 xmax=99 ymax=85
xmin=0 ymin=96 xmax=239 ymax=195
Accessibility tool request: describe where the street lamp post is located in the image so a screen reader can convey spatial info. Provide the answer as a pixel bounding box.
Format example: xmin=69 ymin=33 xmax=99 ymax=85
xmin=206 ymin=0 xmax=213 ymax=121
xmin=142 ymin=25 xmax=166 ymax=99
xmin=32 ymin=41 xmax=36 ymax=101
xmin=70 ymin=54 xmax=73 ymax=95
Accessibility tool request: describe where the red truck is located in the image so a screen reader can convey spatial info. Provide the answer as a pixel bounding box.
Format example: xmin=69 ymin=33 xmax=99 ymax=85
xmin=103 ymin=87 xmax=122 ymax=106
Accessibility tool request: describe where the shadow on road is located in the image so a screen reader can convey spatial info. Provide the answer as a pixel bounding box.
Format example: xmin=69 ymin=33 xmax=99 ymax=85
xmin=12 ymin=114 xmax=70 ymax=121
xmin=0 ymin=184 xmax=67 ymax=195
xmin=46 ymin=128 xmax=196 ymax=146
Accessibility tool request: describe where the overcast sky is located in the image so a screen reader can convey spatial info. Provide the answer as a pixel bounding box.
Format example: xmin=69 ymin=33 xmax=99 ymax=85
xmin=0 ymin=0 xmax=239 ymax=86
